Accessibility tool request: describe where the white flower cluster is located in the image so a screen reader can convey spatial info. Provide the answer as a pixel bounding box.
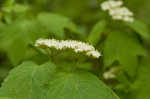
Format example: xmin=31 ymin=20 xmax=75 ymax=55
xmin=35 ymin=39 xmax=101 ymax=58
xmin=101 ymin=0 xmax=134 ymax=22
xmin=101 ymin=0 xmax=123 ymax=11
xmin=103 ymin=67 xmax=118 ymax=80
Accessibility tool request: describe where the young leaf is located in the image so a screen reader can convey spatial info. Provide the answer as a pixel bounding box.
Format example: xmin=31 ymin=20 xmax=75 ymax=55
xmin=127 ymin=19 xmax=150 ymax=40
xmin=37 ymin=13 xmax=80 ymax=39
xmin=103 ymin=32 xmax=146 ymax=77
xmin=88 ymin=20 xmax=106 ymax=45
xmin=46 ymin=71 xmax=120 ymax=99
xmin=0 ymin=61 xmax=56 ymax=99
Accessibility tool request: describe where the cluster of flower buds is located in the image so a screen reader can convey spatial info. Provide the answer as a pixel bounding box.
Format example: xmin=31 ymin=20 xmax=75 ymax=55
xmin=103 ymin=67 xmax=120 ymax=80
xmin=35 ymin=39 xmax=101 ymax=58
xmin=101 ymin=0 xmax=134 ymax=22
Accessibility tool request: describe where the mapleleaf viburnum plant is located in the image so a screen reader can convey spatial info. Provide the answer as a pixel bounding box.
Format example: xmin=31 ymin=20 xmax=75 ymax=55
xmin=0 ymin=0 xmax=150 ymax=99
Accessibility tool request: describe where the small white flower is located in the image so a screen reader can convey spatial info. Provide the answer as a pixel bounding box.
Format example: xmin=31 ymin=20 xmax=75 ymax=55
xmin=112 ymin=15 xmax=123 ymax=20
xmin=103 ymin=67 xmax=119 ymax=80
xmin=35 ymin=39 xmax=101 ymax=58
xmin=103 ymin=71 xmax=116 ymax=80
xmin=101 ymin=0 xmax=134 ymax=22
xmin=87 ymin=50 xmax=101 ymax=58
xmin=123 ymin=16 xmax=134 ymax=22
xmin=101 ymin=0 xmax=123 ymax=11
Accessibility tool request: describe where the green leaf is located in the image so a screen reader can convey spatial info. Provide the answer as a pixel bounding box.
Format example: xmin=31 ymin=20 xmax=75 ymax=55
xmin=127 ymin=19 xmax=150 ymax=40
xmin=6 ymin=37 xmax=28 ymax=65
xmin=88 ymin=20 xmax=106 ymax=45
xmin=129 ymin=57 xmax=150 ymax=99
xmin=0 ymin=61 xmax=56 ymax=99
xmin=103 ymin=32 xmax=146 ymax=77
xmin=46 ymin=71 xmax=120 ymax=99
xmin=1 ymin=19 xmax=47 ymax=65
xmin=37 ymin=13 xmax=79 ymax=39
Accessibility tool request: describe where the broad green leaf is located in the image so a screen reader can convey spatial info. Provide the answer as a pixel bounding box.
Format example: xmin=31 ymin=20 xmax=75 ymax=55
xmin=1 ymin=19 xmax=47 ymax=65
xmin=88 ymin=20 xmax=106 ymax=45
xmin=6 ymin=37 xmax=28 ymax=65
xmin=37 ymin=13 xmax=79 ymax=39
xmin=0 ymin=61 xmax=56 ymax=99
xmin=129 ymin=57 xmax=150 ymax=99
xmin=103 ymin=32 xmax=146 ymax=77
xmin=46 ymin=71 xmax=120 ymax=99
xmin=127 ymin=19 xmax=150 ymax=40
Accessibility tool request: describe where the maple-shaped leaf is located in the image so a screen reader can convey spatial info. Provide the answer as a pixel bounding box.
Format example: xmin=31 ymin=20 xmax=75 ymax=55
xmin=46 ymin=71 xmax=120 ymax=99
xmin=0 ymin=61 xmax=56 ymax=99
